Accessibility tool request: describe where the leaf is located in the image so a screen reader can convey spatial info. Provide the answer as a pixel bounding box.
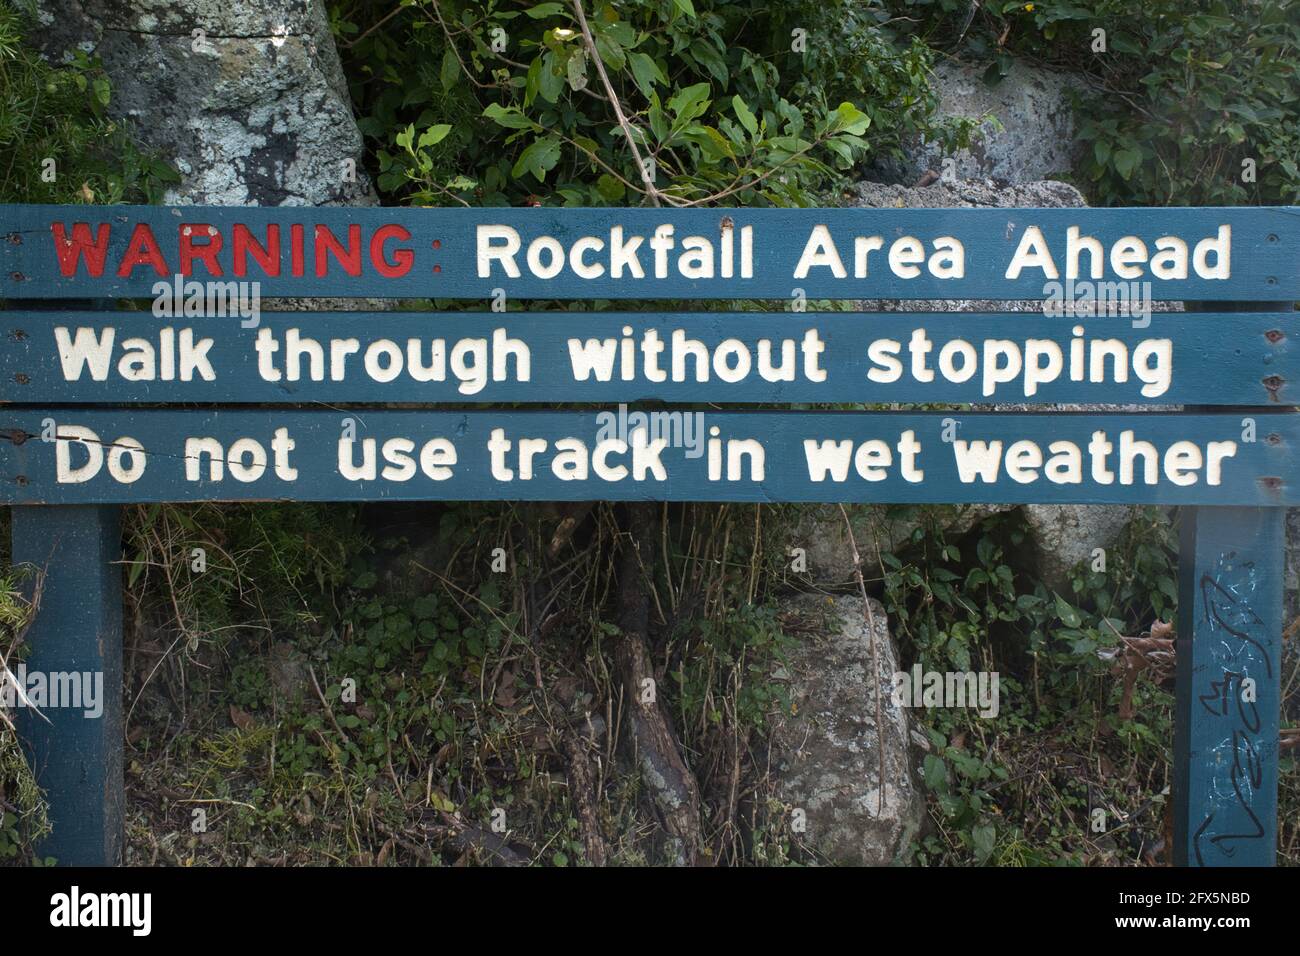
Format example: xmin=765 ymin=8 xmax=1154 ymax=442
xmin=1110 ymin=33 xmax=1141 ymax=54
xmin=594 ymin=31 xmax=626 ymax=71
xmin=595 ymin=173 xmax=625 ymax=201
xmin=648 ymin=94 xmax=668 ymax=141
xmin=566 ymin=48 xmax=588 ymax=90
xmin=417 ymin=124 xmax=452 ymax=149
xmin=667 ymin=82 xmax=711 ymax=123
xmin=948 ymin=636 xmax=972 ymax=673
xmin=1070 ymin=635 xmax=1097 ymax=655
xmin=628 ymin=51 xmax=666 ymax=98
xmin=689 ymin=39 xmax=727 ymax=85
xmin=537 ymin=51 xmax=566 ymax=103
xmin=440 ymin=49 xmax=461 ymax=90
xmin=1054 ymin=593 xmax=1082 ymax=628
xmin=523 ymin=2 xmax=565 ymax=17
xmin=1113 ymin=147 xmax=1142 ymax=180
xmin=829 ymin=102 xmax=870 ymax=136
xmin=483 ymin=103 xmax=536 ymax=130
xmin=677 ymin=124 xmax=734 ymax=160
xmin=923 ymin=754 xmax=949 ymax=793
xmin=512 ymin=134 xmax=562 ymax=182
xmin=524 ymin=56 xmax=542 ymax=106
xmin=732 ymin=95 xmax=758 ymax=136
xmin=673 ymin=0 xmax=696 ymax=17
xmin=824 ymin=137 xmax=854 ymax=167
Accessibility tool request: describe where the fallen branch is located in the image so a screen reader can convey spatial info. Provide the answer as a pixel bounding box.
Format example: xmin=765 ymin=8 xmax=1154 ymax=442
xmin=563 ymin=731 xmax=608 ymax=866
xmin=616 ymin=501 xmax=702 ymax=865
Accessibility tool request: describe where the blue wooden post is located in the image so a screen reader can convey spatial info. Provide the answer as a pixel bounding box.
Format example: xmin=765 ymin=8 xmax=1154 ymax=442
xmin=1173 ymin=505 xmax=1284 ymax=866
xmin=11 ymin=505 xmax=124 ymax=866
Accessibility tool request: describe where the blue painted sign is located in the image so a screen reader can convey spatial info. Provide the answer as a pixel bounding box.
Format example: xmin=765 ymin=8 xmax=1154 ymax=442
xmin=1 ymin=409 xmax=1294 ymax=506
xmin=3 ymin=309 xmax=1294 ymax=406
xmin=2 ymin=202 xmax=1295 ymax=868
xmin=3 ymin=204 xmax=1297 ymax=301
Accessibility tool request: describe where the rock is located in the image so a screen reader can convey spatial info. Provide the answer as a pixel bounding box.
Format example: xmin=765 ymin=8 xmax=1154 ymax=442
xmin=871 ymin=59 xmax=1087 ymax=186
xmin=1022 ymin=504 xmax=1138 ymax=590
xmin=787 ymin=503 xmax=998 ymax=588
xmin=804 ymin=178 xmax=1177 ymax=593
xmin=34 ymin=0 xmax=376 ymax=206
xmin=852 ymin=177 xmax=1086 ymax=211
xmin=769 ymin=594 xmax=923 ymax=865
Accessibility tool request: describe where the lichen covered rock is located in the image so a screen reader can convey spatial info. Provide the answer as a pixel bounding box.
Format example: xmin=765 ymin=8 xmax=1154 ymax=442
xmin=871 ymin=59 xmax=1086 ymax=186
xmin=35 ymin=0 xmax=375 ymax=205
xmin=769 ymin=594 xmax=923 ymax=865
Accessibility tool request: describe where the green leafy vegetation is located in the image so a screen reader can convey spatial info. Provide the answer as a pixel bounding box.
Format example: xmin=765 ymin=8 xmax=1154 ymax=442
xmin=876 ymin=506 xmax=1186 ymax=864
xmin=870 ymin=502 xmax=1295 ymax=867
xmin=889 ymin=0 xmax=1300 ymax=205
xmin=331 ymin=0 xmax=973 ymax=206
xmin=0 ymin=0 xmax=177 ymax=204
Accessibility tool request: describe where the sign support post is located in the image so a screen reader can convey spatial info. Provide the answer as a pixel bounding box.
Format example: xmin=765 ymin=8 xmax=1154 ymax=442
xmin=1173 ymin=505 xmax=1284 ymax=866
xmin=12 ymin=505 xmax=124 ymax=866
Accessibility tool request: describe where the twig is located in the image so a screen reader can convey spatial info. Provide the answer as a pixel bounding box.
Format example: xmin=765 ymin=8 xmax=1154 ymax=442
xmin=342 ymin=4 xmax=409 ymax=50
xmin=309 ymin=664 xmax=353 ymax=748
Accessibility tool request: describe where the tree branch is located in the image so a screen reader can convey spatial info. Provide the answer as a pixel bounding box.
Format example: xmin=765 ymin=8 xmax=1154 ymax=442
xmin=570 ymin=0 xmax=663 ymax=207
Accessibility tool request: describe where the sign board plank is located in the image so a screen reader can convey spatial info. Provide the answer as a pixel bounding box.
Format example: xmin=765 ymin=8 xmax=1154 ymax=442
xmin=3 ymin=204 xmax=1297 ymax=301
xmin=3 ymin=310 xmax=1294 ymax=406
xmin=1 ymin=409 xmax=1294 ymax=506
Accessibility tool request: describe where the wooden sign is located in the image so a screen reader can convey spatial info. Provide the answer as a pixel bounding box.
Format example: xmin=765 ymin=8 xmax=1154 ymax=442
xmin=1 ymin=202 xmax=1295 ymax=870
